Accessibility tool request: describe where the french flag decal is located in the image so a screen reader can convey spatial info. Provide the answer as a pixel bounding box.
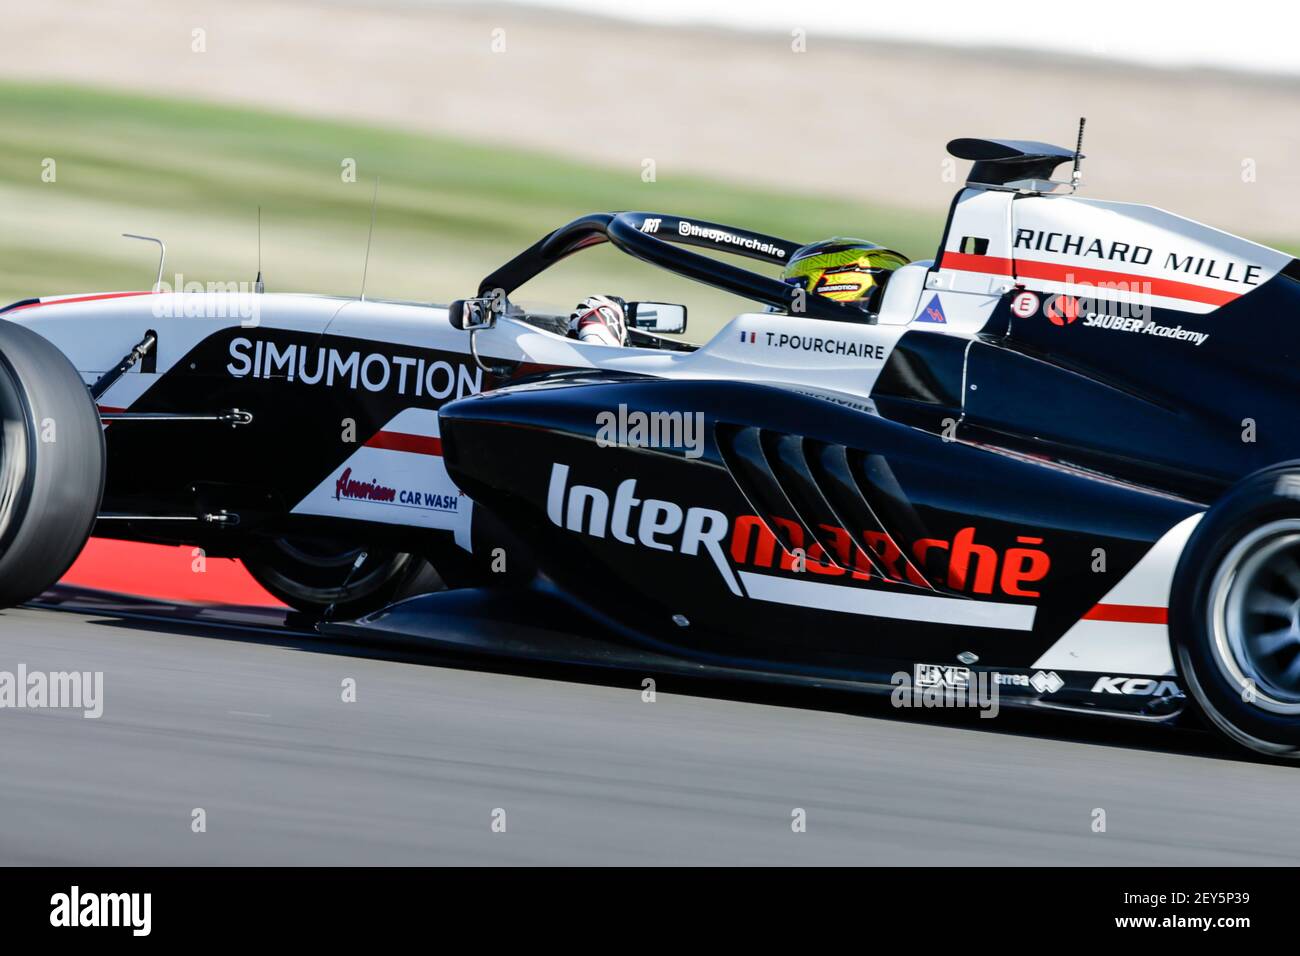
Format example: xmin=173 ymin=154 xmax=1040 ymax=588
xmin=740 ymin=330 xmax=758 ymax=343
xmin=917 ymin=294 xmax=947 ymax=324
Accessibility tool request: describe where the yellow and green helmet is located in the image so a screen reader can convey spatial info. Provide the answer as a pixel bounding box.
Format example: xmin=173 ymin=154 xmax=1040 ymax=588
xmin=781 ymin=238 xmax=909 ymax=311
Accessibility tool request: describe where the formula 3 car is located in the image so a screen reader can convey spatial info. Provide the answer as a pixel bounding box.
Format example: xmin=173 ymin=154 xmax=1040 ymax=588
xmin=4 ymin=133 xmax=1300 ymax=757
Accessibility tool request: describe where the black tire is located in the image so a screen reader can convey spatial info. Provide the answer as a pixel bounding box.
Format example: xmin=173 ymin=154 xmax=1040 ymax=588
xmin=0 ymin=321 xmax=106 ymax=608
xmin=1170 ymin=462 xmax=1300 ymax=758
xmin=242 ymin=536 xmax=442 ymax=619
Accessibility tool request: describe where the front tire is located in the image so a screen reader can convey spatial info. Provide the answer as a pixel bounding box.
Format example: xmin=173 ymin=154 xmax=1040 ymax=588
xmin=1171 ymin=463 xmax=1300 ymax=758
xmin=0 ymin=321 xmax=106 ymax=608
xmin=242 ymin=536 xmax=441 ymax=619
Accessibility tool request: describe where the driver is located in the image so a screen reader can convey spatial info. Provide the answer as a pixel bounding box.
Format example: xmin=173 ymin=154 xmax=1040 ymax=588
xmin=779 ymin=238 xmax=909 ymax=313
xmin=566 ymin=237 xmax=908 ymax=346
xmin=568 ymin=293 xmax=629 ymax=347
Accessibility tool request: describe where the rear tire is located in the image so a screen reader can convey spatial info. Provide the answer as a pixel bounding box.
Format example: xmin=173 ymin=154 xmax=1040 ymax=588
xmin=0 ymin=321 xmax=106 ymax=608
xmin=1171 ymin=463 xmax=1300 ymax=758
xmin=242 ymin=536 xmax=442 ymax=619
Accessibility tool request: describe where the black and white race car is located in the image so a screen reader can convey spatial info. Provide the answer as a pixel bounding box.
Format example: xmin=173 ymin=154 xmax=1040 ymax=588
xmin=4 ymin=134 xmax=1300 ymax=757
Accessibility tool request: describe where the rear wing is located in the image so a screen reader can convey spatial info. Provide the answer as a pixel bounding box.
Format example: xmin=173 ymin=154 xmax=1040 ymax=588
xmin=947 ymin=138 xmax=1078 ymax=189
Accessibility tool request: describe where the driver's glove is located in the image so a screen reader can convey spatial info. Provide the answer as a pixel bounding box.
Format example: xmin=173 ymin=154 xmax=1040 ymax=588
xmin=569 ymin=294 xmax=629 ymax=347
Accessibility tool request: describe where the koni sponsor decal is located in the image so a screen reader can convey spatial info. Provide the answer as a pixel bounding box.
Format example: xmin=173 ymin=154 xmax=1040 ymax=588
xmin=1092 ymin=676 xmax=1183 ymax=698
xmin=227 ymin=337 xmax=483 ymax=400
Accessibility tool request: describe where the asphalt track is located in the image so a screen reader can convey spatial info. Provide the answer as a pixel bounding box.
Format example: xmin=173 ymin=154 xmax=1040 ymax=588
xmin=1 ymin=593 xmax=1298 ymax=866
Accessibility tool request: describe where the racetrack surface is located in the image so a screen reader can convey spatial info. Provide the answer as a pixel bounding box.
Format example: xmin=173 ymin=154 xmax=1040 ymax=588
xmin=0 ymin=598 xmax=1296 ymax=866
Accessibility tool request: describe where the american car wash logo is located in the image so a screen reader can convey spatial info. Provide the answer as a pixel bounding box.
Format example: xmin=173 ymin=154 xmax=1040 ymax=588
xmin=335 ymin=468 xmax=397 ymax=503
xmin=334 ymin=467 xmax=460 ymax=512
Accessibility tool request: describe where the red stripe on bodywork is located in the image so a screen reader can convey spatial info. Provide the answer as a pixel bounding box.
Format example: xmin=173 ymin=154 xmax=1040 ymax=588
xmin=364 ymin=430 xmax=442 ymax=456
xmin=1083 ymin=603 xmax=1168 ymax=624
xmin=61 ymin=538 xmax=287 ymax=608
xmin=939 ymin=253 xmax=1242 ymax=306
xmin=5 ymin=291 xmax=155 ymax=313
xmin=941 ymin=252 xmax=1015 ymax=276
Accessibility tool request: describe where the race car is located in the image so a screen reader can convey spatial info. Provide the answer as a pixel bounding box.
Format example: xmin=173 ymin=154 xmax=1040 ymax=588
xmin=3 ymin=133 xmax=1300 ymax=758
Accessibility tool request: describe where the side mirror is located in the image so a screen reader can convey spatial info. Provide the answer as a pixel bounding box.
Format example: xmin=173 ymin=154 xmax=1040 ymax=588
xmin=627 ymin=301 xmax=687 ymax=335
xmin=449 ymin=296 xmax=500 ymax=331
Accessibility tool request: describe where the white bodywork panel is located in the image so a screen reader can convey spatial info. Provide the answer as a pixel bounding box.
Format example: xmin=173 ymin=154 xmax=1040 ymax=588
xmin=929 ymin=188 xmax=1290 ymax=317
xmin=7 ymin=292 xmax=913 ymax=401
xmin=291 ymin=407 xmax=473 ymax=550
xmin=1031 ymin=514 xmax=1203 ymax=675
xmin=12 ymin=179 xmax=1268 ymax=676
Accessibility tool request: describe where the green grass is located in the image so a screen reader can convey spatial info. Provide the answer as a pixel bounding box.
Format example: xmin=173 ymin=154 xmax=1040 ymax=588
xmin=4 ymin=83 xmax=1292 ymax=341
xmin=0 ymin=83 xmax=942 ymax=340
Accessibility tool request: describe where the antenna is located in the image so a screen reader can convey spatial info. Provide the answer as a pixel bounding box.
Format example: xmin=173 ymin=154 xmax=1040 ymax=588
xmin=122 ymin=234 xmax=166 ymax=292
xmin=254 ymin=206 xmax=265 ymax=293
xmin=359 ymin=178 xmax=380 ymax=302
xmin=1071 ymin=117 xmax=1087 ymax=190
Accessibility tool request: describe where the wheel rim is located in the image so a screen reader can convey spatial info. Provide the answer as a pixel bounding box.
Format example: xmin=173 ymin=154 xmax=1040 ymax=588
xmin=1209 ymin=519 xmax=1300 ymax=714
xmin=0 ymin=360 xmax=30 ymax=551
xmin=253 ymin=537 xmax=410 ymax=606
xmin=270 ymin=536 xmax=369 ymax=571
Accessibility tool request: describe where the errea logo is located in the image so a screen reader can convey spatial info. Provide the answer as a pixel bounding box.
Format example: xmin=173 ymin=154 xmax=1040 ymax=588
xmin=1029 ymin=670 xmax=1064 ymax=694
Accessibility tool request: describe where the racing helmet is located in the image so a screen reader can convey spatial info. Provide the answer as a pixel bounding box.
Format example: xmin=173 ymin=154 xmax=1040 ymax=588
xmin=781 ymin=238 xmax=909 ymax=313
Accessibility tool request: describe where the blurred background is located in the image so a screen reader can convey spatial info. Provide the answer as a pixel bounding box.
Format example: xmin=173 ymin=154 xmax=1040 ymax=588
xmin=1 ymin=0 xmax=1297 ymax=342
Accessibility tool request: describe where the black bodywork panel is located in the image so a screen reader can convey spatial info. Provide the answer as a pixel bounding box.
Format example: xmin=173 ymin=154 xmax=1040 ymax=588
xmin=439 ymin=374 xmax=1198 ymax=714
